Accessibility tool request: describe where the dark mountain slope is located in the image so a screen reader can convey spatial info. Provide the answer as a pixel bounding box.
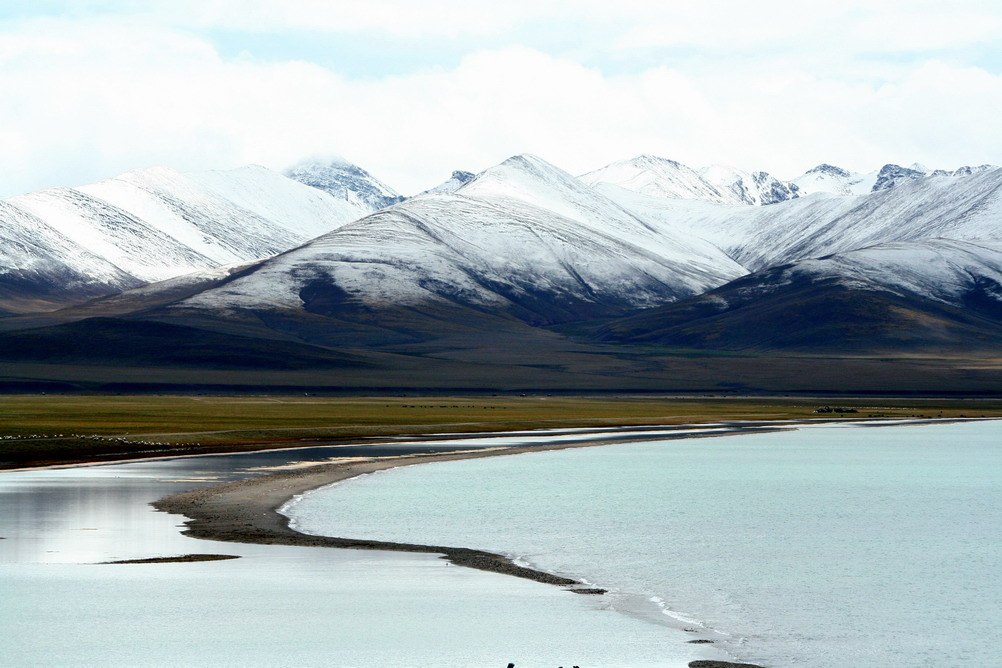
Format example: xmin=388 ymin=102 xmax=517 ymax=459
xmin=592 ymin=240 xmax=1002 ymax=353
xmin=0 ymin=318 xmax=374 ymax=370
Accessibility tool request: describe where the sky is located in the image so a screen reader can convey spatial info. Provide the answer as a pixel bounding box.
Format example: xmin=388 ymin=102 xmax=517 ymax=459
xmin=2 ymin=0 xmax=1002 ymax=197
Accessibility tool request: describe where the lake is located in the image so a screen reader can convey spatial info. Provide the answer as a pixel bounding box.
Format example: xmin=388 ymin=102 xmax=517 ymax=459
xmin=286 ymin=420 xmax=1002 ymax=667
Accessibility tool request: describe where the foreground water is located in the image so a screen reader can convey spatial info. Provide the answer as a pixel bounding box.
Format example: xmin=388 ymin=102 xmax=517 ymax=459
xmin=0 ymin=427 xmax=737 ymax=667
xmin=287 ymin=420 xmax=1002 ymax=667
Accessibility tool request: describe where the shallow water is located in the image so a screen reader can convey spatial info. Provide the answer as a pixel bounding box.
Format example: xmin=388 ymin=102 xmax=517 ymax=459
xmin=0 ymin=428 xmax=733 ymax=667
xmin=287 ymin=420 xmax=1002 ymax=667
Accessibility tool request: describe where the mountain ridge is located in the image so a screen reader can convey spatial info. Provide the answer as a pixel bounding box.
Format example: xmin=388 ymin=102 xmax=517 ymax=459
xmin=142 ymin=155 xmax=748 ymax=346
xmin=285 ymin=158 xmax=405 ymax=210
xmin=0 ymin=161 xmax=395 ymax=313
xmin=2 ymin=150 xmax=1001 ymax=394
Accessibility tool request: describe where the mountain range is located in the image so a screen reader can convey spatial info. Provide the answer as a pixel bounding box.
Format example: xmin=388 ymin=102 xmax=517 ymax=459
xmin=0 ymin=163 xmax=387 ymax=313
xmin=1 ymin=152 xmax=999 ymax=395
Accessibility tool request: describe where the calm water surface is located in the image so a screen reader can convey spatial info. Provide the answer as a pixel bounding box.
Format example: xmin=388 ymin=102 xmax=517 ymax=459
xmin=0 ymin=427 xmax=734 ymax=667
xmin=287 ymin=420 xmax=1002 ymax=668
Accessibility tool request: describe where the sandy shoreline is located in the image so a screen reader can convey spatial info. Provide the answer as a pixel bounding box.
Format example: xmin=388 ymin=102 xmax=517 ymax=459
xmin=154 ymin=440 xmax=632 ymax=587
xmin=154 ymin=445 xmax=597 ymax=586
xmin=152 ymin=428 xmax=783 ymax=589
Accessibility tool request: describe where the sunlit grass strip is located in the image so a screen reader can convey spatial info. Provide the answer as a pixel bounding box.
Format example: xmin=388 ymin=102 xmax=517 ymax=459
xmin=2 ymin=394 xmax=1000 ymax=468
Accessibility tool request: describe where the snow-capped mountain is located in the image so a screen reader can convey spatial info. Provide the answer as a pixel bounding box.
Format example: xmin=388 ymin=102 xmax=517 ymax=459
xmin=790 ymin=164 xmax=876 ymax=196
xmin=581 ymin=155 xmax=799 ymax=206
xmin=781 ymin=238 xmax=1002 ymax=308
xmin=932 ymin=164 xmax=996 ymax=177
xmin=791 ymin=162 xmax=999 ymax=196
xmin=3 ymin=148 xmax=1002 ymax=395
xmin=285 ymin=158 xmax=405 ymax=210
xmin=0 ymin=165 xmax=372 ymax=312
xmin=598 ymin=165 xmax=1002 ymax=271
xmin=699 ymin=165 xmax=800 ymax=205
xmin=10 ymin=183 xmax=217 ymax=285
xmin=419 ymin=170 xmax=476 ymax=195
xmin=109 ymin=155 xmax=745 ymax=348
xmin=458 ymin=154 xmax=744 ymax=282
xmin=870 ymin=163 xmax=927 ymax=192
xmin=594 ymin=238 xmax=1002 ymax=352
xmin=174 ymin=192 xmax=711 ymax=317
xmin=580 ymin=155 xmax=732 ymax=203
xmin=0 ymin=199 xmax=137 ymax=313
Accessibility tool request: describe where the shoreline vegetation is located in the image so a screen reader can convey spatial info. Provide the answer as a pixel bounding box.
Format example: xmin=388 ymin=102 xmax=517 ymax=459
xmin=3 ymin=394 xmax=1001 ymax=470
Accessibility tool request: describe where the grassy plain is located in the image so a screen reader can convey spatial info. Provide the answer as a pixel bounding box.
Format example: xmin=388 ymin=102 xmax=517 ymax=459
xmin=2 ymin=394 xmax=1001 ymax=469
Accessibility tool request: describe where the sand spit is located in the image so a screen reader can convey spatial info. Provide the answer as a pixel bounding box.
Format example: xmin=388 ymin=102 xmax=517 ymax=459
xmin=99 ymin=554 xmax=240 ymax=564
xmin=154 ymin=446 xmax=595 ymax=587
xmin=153 ymin=428 xmax=781 ymax=589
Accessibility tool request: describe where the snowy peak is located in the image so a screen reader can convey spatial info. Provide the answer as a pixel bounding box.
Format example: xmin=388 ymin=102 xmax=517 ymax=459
xmin=750 ymin=171 xmax=800 ymax=205
xmin=582 ymin=155 xmax=797 ymax=206
xmin=871 ymin=164 xmax=926 ymax=191
xmin=457 ymin=153 xmax=655 ymax=236
xmin=75 ymin=164 xmax=368 ymax=273
xmin=931 ymin=164 xmax=997 ymax=177
xmin=0 ymin=163 xmax=374 ymax=310
xmin=159 ymin=152 xmax=748 ymax=335
xmin=599 ymin=162 xmax=1002 ymax=274
xmin=420 ymin=170 xmax=476 ymax=195
xmin=457 ymin=153 xmax=609 ymax=213
xmin=9 ymin=185 xmax=217 ymax=283
xmin=478 ymin=153 xmax=576 ymax=186
xmin=792 ymin=162 xmax=1000 ymax=196
xmin=580 ymin=154 xmax=731 ymax=203
xmin=803 ymin=164 xmax=852 ymax=179
xmin=167 ymin=183 xmax=744 ymax=337
xmin=700 ymin=165 xmax=799 ymax=206
xmin=285 ymin=158 xmax=404 ymax=211
xmin=181 ymin=164 xmax=367 ymax=240
xmin=462 ymin=154 xmax=581 ymax=194
xmin=791 ymin=164 xmax=875 ymax=196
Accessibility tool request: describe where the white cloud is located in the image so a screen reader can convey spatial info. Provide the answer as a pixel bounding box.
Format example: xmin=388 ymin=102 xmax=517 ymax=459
xmin=115 ymin=0 xmax=551 ymax=37
xmin=120 ymin=0 xmax=1002 ymax=56
xmin=1 ymin=13 xmax=1002 ymax=199
xmin=847 ymin=2 xmax=1002 ymax=52
xmin=607 ymin=0 xmax=1002 ymax=53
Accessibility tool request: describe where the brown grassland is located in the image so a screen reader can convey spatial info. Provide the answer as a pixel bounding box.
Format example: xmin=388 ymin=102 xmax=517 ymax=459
xmin=2 ymin=394 xmax=1001 ymax=469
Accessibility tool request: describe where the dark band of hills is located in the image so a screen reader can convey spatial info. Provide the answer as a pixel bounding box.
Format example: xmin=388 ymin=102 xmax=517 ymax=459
xmin=2 ymin=154 xmax=1001 ymax=396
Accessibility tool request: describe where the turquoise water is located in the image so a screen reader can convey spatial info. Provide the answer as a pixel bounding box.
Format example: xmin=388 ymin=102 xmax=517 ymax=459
xmin=287 ymin=420 xmax=1002 ymax=667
